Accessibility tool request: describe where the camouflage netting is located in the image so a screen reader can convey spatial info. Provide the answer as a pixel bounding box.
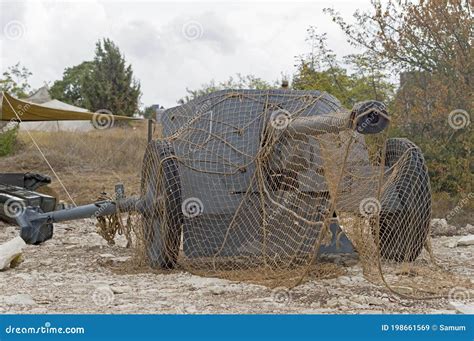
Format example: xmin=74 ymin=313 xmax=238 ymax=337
xmin=105 ymin=90 xmax=471 ymax=298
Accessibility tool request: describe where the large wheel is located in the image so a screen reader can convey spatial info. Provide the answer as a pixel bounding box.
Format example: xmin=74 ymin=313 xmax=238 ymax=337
xmin=141 ymin=141 xmax=183 ymax=269
xmin=377 ymin=138 xmax=431 ymax=262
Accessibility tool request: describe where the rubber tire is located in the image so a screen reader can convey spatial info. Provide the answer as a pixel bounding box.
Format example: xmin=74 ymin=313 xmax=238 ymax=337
xmin=141 ymin=141 xmax=183 ymax=269
xmin=378 ymin=138 xmax=431 ymax=262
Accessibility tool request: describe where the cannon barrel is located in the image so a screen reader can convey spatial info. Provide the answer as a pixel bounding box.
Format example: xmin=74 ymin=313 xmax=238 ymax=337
xmin=288 ymin=112 xmax=352 ymax=136
xmin=16 ymin=196 xmax=142 ymax=244
xmin=287 ymin=100 xmax=390 ymax=136
xmin=35 ymin=196 xmax=142 ymax=223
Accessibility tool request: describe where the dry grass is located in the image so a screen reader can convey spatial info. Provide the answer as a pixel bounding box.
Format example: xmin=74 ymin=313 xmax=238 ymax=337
xmin=0 ymin=123 xmax=154 ymax=205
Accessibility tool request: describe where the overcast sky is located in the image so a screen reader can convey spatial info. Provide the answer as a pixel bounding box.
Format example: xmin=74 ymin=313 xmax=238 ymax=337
xmin=0 ymin=0 xmax=370 ymax=108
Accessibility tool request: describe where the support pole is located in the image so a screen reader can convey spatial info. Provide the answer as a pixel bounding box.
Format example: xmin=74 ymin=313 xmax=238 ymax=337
xmin=147 ymin=119 xmax=153 ymax=142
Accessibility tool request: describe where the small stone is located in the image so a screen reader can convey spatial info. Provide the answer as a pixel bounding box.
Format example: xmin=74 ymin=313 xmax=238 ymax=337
xmin=338 ymin=276 xmax=352 ymax=285
xmin=450 ymin=302 xmax=474 ymax=314
xmin=1 ymin=294 xmax=36 ymax=305
xmin=15 ymin=273 xmax=31 ymax=281
xmin=464 ymin=224 xmax=474 ymax=234
xmin=428 ymin=309 xmax=457 ymax=314
xmin=91 ymin=280 xmax=116 ymax=287
xmin=96 ymin=254 xmax=130 ymax=266
xmin=184 ymin=305 xmax=198 ymax=313
xmin=209 ymin=287 xmax=225 ymax=295
xmin=457 ymin=235 xmax=474 ymax=246
xmin=39 ymin=259 xmax=53 ymax=266
xmin=391 ymin=286 xmax=414 ymax=295
xmin=444 ymin=240 xmax=458 ymax=248
xmin=365 ymin=296 xmax=384 ymax=306
xmin=325 ymin=298 xmax=340 ymax=308
xmin=110 ymin=286 xmax=132 ymax=294
xmin=210 ymin=291 xmax=223 ymax=296
xmin=112 ymin=256 xmax=131 ymax=263
xmin=351 ymin=295 xmax=368 ymax=305
xmin=430 ymin=219 xmax=456 ymax=236
xmin=99 ymin=253 xmax=115 ymax=258
xmin=5 ymin=226 xmax=17 ymax=234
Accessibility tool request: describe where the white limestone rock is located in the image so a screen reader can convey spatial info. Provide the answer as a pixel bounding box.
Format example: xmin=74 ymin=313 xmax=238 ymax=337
xmin=457 ymin=235 xmax=474 ymax=246
xmin=0 ymin=236 xmax=26 ymax=270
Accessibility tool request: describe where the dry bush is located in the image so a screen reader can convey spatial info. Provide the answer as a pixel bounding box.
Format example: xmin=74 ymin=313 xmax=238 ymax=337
xmin=431 ymin=192 xmax=474 ymax=227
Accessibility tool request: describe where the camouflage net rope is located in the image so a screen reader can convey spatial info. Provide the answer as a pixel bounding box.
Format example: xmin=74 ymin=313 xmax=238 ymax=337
xmin=95 ymin=193 xmax=133 ymax=248
xmin=105 ymin=90 xmax=472 ymax=298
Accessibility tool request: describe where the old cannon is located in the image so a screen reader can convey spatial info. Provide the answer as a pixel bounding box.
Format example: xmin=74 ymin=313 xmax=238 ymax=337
xmin=12 ymin=90 xmax=431 ymax=270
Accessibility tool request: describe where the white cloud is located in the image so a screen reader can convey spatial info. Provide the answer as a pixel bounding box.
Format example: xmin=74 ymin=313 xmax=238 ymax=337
xmin=0 ymin=0 xmax=369 ymax=108
xmin=116 ymin=20 xmax=163 ymax=59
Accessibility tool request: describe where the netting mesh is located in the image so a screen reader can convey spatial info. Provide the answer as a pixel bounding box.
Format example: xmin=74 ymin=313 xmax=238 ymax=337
xmin=106 ymin=90 xmax=471 ymax=297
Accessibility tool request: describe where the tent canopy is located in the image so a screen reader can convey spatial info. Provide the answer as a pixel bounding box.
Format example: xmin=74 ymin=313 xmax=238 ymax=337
xmin=0 ymin=92 xmax=138 ymax=122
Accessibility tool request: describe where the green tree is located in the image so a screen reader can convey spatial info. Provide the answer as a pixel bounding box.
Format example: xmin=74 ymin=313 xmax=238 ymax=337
xmin=140 ymin=105 xmax=159 ymax=119
xmin=344 ymin=52 xmax=395 ymax=103
xmin=0 ymin=63 xmax=32 ymax=98
xmin=83 ymin=39 xmax=141 ymax=116
xmin=292 ymin=28 xmax=394 ymax=108
xmin=50 ymin=61 xmax=93 ymax=108
xmin=179 ymin=73 xmax=276 ymax=103
xmin=293 ymin=61 xmax=354 ymax=105
xmin=51 ymin=38 xmax=141 ymax=117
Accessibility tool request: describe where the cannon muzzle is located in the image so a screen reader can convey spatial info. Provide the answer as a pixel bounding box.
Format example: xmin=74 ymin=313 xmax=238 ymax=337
xmin=286 ymin=100 xmax=390 ymax=137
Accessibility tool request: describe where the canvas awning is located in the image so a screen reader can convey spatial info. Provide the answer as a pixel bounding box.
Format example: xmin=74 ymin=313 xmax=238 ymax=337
xmin=0 ymin=92 xmax=138 ymax=122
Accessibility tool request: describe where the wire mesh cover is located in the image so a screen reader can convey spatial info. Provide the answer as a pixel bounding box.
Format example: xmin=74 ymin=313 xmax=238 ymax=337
xmin=131 ymin=89 xmax=470 ymax=294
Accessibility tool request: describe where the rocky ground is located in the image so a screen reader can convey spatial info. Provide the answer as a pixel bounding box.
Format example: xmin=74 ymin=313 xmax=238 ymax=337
xmin=0 ymin=219 xmax=472 ymax=314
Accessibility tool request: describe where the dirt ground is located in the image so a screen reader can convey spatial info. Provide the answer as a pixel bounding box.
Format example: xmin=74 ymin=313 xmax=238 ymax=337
xmin=0 ymin=218 xmax=472 ymax=314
